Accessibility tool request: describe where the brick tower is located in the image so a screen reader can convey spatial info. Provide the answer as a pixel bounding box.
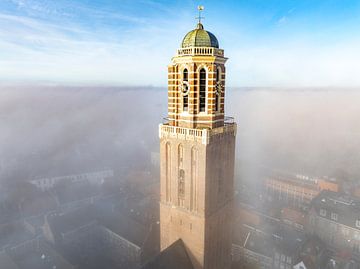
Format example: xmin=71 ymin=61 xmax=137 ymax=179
xmin=159 ymin=12 xmax=237 ymax=269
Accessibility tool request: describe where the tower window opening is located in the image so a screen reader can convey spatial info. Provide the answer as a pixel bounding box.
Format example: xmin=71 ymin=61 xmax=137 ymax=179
xmin=215 ymin=67 xmax=220 ymax=112
xmin=178 ymin=144 xmax=184 ymax=167
xmin=178 ymin=169 xmax=185 ymax=206
xmin=183 ymin=69 xmax=189 ymax=112
xmin=215 ymin=94 xmax=219 ymax=112
xmin=183 ymin=68 xmax=188 ymax=81
xmin=191 ymin=147 xmax=198 ymax=211
xmin=199 ymin=68 xmax=206 ymax=112
xmin=166 ymin=142 xmax=171 ymax=202
xmin=183 ymin=96 xmax=188 ymax=111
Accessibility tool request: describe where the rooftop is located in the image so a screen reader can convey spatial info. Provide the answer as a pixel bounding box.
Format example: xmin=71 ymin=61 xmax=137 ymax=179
xmin=0 ymin=223 xmax=34 ymax=250
xmin=100 ymin=214 xmax=149 ymax=247
xmin=311 ymin=190 xmax=360 ymax=229
xmin=0 ymin=252 xmax=18 ymax=269
xmin=47 ymin=205 xmax=97 ymax=235
xmin=243 ymin=231 xmax=273 ymax=258
xmin=267 ymin=175 xmax=320 ymax=191
xmin=141 ymin=239 xmax=194 ymax=269
xmin=181 ymin=23 xmax=219 ymax=48
xmin=281 ymin=207 xmax=306 ymax=226
xmin=10 ymin=240 xmax=74 ymax=269
xmin=272 ymin=226 xmax=305 ymax=256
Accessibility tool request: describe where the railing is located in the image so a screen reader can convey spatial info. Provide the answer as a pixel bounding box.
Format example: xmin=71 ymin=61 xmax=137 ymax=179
xmin=224 ymin=116 xmax=235 ymax=124
xmin=177 ymin=47 xmax=224 ymax=57
xmin=159 ymin=119 xmax=236 ymax=145
xmin=162 ymin=117 xmax=173 ymax=124
xmin=163 ymin=116 xmax=234 ymax=125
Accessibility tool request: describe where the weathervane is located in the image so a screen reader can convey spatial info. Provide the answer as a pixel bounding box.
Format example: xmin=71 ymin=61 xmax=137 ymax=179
xmin=196 ymin=5 xmax=205 ymax=24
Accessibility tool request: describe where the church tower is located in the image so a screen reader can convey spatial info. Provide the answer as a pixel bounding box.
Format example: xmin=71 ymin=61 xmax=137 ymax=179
xmin=159 ymin=9 xmax=236 ymax=269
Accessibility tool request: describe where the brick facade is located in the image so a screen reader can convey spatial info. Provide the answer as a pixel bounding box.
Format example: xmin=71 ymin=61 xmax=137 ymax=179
xmin=159 ymin=28 xmax=236 ymax=269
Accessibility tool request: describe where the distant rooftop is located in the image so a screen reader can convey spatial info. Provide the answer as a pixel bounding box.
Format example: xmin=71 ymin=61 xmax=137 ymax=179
xmin=100 ymin=214 xmax=149 ymax=247
xmin=0 ymin=223 xmax=34 ymax=250
xmin=311 ymin=190 xmax=360 ymax=229
xmin=243 ymin=231 xmax=273 ymax=258
xmin=9 ymin=239 xmax=75 ymax=269
xmin=48 ymin=205 xmax=97 ymax=235
xmin=0 ymin=252 xmax=18 ymax=269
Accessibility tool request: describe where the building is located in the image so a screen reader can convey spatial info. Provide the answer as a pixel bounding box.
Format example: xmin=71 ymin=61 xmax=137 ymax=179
xmin=43 ymin=205 xmax=156 ymax=268
xmin=317 ymin=178 xmax=339 ymax=193
xmin=352 ymin=187 xmax=360 ymax=199
xmin=293 ymin=236 xmax=328 ymax=269
xmin=0 ymin=222 xmax=34 ymax=252
xmin=30 ymin=169 xmax=114 ymax=192
xmin=280 ymin=207 xmax=306 ymax=231
xmin=272 ymin=227 xmax=305 ymax=269
xmin=264 ymin=172 xmax=339 ymax=207
xmin=157 ymin=9 xmax=237 ymax=269
xmin=43 ymin=206 xmax=98 ymax=246
xmin=4 ymin=238 xmax=75 ymax=269
xmin=265 ymin=174 xmax=320 ymax=207
xmin=307 ymin=190 xmax=360 ymax=259
xmin=0 ymin=251 xmax=18 ymax=269
xmin=232 ymin=223 xmax=305 ymax=269
xmin=235 ymin=203 xmax=261 ymax=227
xmin=142 ymin=239 xmax=194 ymax=269
xmin=232 ymin=226 xmax=273 ymax=269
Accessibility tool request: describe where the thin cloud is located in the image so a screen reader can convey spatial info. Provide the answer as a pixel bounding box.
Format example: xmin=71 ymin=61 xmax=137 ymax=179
xmin=277 ymin=16 xmax=287 ymax=24
xmin=1 ymin=1 xmax=360 ymax=87
xmin=228 ymin=38 xmax=360 ymax=87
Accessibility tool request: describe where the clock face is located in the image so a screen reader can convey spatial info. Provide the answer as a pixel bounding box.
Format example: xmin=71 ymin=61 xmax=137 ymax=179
xmin=181 ymin=81 xmax=190 ymax=95
xmin=215 ymin=81 xmax=224 ymax=94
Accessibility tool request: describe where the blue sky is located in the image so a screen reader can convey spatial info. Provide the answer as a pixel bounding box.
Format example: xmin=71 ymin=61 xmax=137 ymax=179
xmin=1 ymin=0 xmax=360 ymax=87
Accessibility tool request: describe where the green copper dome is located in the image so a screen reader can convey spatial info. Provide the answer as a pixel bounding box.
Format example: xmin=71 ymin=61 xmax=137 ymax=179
xmin=181 ymin=23 xmax=219 ymax=48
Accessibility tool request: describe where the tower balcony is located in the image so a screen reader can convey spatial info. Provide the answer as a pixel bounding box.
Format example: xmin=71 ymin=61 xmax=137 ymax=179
xmin=176 ymin=47 xmax=224 ymax=57
xmin=159 ymin=117 xmax=236 ymax=145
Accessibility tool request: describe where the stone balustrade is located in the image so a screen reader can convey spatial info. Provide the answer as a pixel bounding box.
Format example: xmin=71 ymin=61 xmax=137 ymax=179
xmin=159 ymin=122 xmax=236 ymax=145
xmin=176 ymin=47 xmax=224 ymax=57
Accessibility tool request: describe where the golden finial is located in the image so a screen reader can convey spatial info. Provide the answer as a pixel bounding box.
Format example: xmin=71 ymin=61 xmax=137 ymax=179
xmin=196 ymin=5 xmax=205 ymax=24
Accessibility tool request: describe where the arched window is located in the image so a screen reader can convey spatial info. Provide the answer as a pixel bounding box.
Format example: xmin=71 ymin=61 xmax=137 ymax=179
xmin=183 ymin=69 xmax=189 ymax=112
xmin=166 ymin=142 xmax=171 ymax=202
xmin=178 ymin=169 xmax=185 ymax=206
xmin=191 ymin=147 xmax=198 ymax=211
xmin=183 ymin=69 xmax=188 ymax=81
xmin=199 ymin=68 xmax=206 ymax=112
xmin=215 ymin=67 xmax=220 ymax=112
xmin=178 ymin=144 xmax=184 ymax=167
